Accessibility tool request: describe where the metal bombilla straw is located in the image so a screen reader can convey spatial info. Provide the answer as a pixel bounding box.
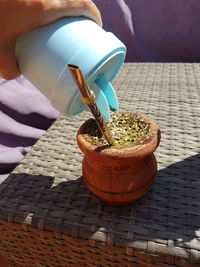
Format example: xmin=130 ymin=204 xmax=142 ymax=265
xmin=68 ymin=64 xmax=115 ymax=146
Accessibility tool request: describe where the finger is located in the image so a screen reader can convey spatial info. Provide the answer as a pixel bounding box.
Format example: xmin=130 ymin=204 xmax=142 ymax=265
xmin=0 ymin=41 xmax=20 ymax=80
xmin=40 ymin=0 xmax=102 ymax=27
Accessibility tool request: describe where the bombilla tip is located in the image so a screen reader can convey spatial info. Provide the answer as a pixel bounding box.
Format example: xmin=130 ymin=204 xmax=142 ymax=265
xmin=68 ymin=64 xmax=79 ymax=70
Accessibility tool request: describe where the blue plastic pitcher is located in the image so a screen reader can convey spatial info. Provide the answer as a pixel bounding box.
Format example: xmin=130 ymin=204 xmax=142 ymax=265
xmin=16 ymin=17 xmax=126 ymax=121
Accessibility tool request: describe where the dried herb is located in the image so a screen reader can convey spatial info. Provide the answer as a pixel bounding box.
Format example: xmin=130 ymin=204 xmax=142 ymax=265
xmin=83 ymin=111 xmax=154 ymax=148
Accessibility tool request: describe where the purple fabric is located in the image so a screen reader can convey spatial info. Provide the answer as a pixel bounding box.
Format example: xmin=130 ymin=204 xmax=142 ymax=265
xmin=0 ymin=77 xmax=59 ymax=181
xmin=1 ymin=0 xmax=200 ymax=182
xmin=94 ymin=0 xmax=200 ymax=62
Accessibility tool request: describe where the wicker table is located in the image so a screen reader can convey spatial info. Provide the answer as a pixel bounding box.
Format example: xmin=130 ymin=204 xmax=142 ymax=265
xmin=0 ymin=63 xmax=200 ymax=266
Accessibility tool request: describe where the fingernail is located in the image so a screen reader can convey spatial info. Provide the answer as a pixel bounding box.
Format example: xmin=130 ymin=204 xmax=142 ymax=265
xmin=0 ymin=71 xmax=20 ymax=80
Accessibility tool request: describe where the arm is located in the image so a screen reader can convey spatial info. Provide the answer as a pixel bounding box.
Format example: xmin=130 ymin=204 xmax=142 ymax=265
xmin=0 ymin=0 xmax=102 ymax=80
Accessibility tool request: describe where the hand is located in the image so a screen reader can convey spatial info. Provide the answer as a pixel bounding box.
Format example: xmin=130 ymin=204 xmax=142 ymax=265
xmin=0 ymin=0 xmax=102 ymax=80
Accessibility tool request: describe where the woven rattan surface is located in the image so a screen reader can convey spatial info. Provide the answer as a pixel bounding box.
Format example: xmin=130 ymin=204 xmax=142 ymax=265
xmin=0 ymin=63 xmax=200 ymax=266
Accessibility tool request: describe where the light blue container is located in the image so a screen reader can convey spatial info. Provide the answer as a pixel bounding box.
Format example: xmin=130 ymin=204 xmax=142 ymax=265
xmin=16 ymin=17 xmax=126 ymax=121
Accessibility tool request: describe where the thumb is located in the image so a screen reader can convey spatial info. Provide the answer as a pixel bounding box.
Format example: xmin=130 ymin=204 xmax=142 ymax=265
xmin=0 ymin=41 xmax=20 ymax=80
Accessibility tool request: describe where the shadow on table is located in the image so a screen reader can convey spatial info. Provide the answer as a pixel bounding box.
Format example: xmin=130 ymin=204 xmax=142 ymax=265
xmin=0 ymin=153 xmax=199 ymax=249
